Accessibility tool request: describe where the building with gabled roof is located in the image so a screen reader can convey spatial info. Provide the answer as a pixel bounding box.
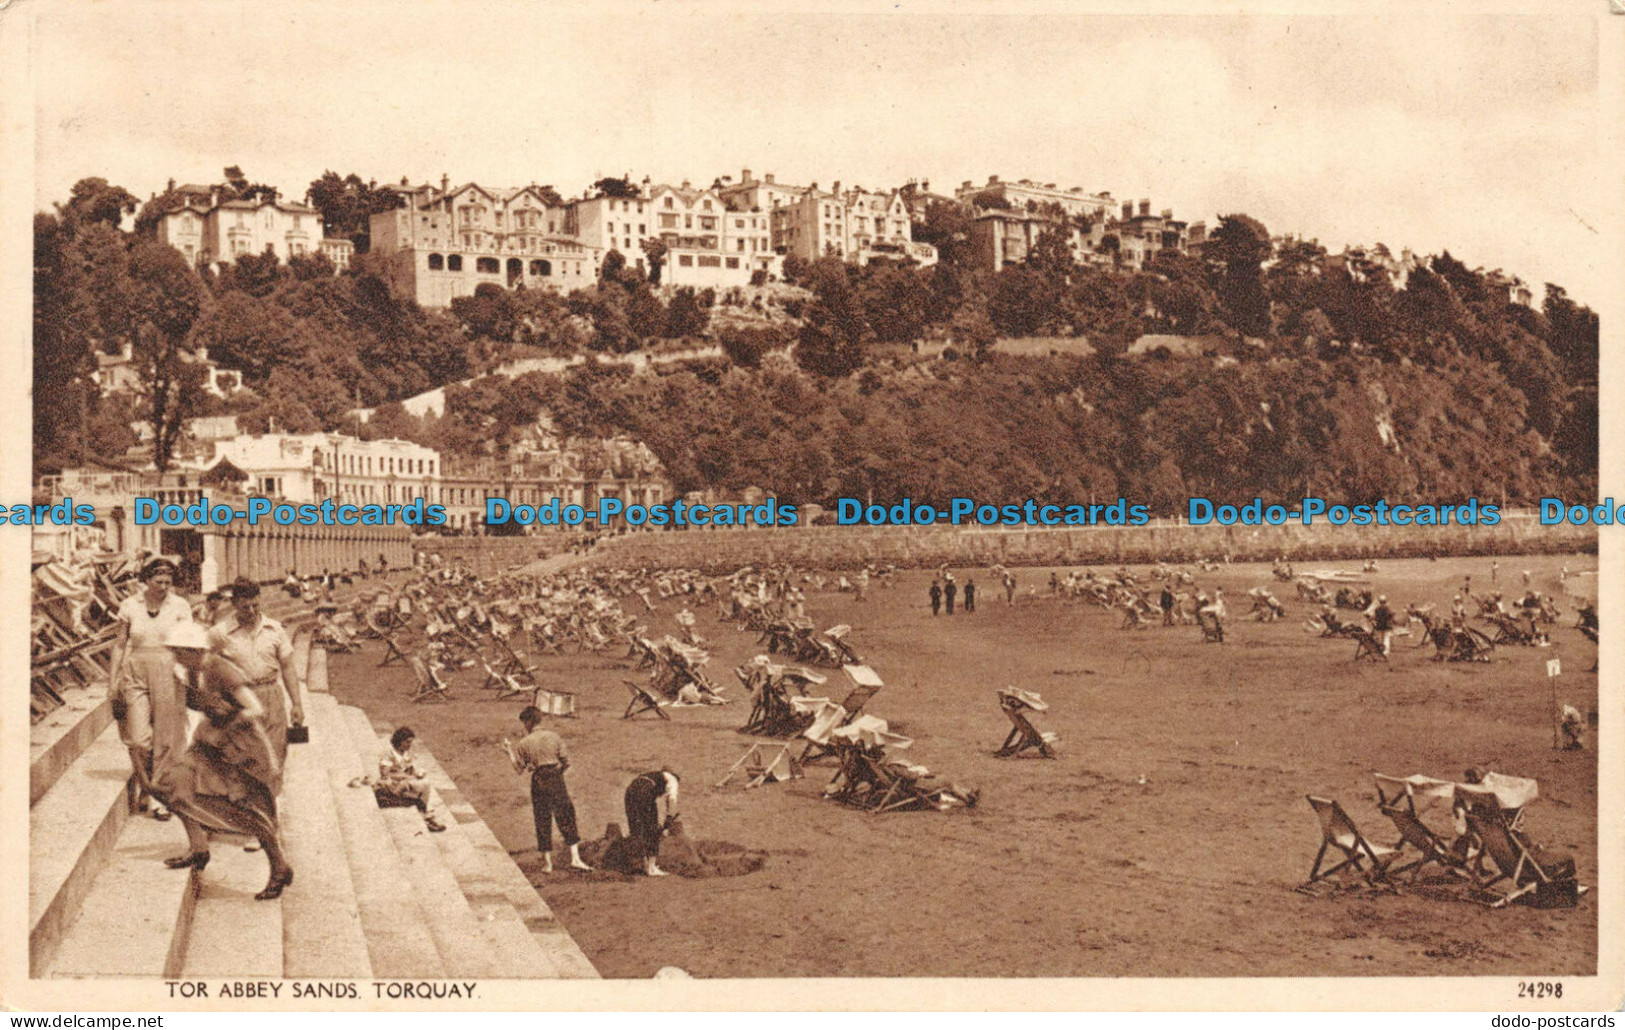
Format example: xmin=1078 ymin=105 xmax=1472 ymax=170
xmin=369 ymin=175 xmax=597 ymax=308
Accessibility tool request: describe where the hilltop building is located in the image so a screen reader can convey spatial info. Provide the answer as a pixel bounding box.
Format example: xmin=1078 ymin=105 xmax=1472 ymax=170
xmin=369 ymin=178 xmax=598 ymax=308
xmin=155 ymin=185 xmax=353 ymax=271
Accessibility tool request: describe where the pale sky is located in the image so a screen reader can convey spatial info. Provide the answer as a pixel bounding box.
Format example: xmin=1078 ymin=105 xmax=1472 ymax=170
xmin=22 ymin=1 xmax=1616 ymax=305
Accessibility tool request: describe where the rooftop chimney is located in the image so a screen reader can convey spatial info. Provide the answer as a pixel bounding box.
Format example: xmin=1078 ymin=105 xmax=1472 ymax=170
xmin=921 ymin=179 xmax=929 ymax=192
xmin=961 ymin=180 xmax=972 ymax=190
xmin=1162 ymin=209 xmax=1172 ymax=219
xmin=742 ymin=168 xmax=752 ymax=183
xmin=1122 ymin=202 xmax=1133 ymax=220
xmin=833 ymin=180 xmax=842 ymax=194
xmin=441 ymin=174 xmax=450 ymax=194
xmin=988 ymin=174 xmax=1000 ymax=184
xmin=764 ymin=173 xmax=775 ymax=184
xmin=1140 ymin=199 xmax=1151 ymax=217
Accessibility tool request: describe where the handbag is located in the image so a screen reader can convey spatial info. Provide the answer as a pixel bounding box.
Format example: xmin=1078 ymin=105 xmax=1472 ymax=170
xmin=287 ymin=724 xmax=310 ymax=745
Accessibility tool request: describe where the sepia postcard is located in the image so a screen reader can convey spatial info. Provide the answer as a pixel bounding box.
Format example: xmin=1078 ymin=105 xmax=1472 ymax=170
xmin=2 ymin=0 xmax=1620 ymax=1014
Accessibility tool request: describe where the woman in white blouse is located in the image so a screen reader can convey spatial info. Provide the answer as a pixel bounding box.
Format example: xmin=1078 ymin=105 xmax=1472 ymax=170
xmin=108 ymin=558 xmax=195 ymax=820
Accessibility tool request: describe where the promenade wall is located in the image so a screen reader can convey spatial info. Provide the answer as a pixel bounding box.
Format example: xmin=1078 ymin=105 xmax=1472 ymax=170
xmin=199 ymin=521 xmax=413 ymax=591
xmin=578 ymin=514 xmax=1595 ymax=573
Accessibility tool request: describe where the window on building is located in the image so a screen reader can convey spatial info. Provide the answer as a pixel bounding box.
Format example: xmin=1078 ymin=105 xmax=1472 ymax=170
xmin=476 ymin=257 xmax=499 ymax=273
xmin=447 ymin=254 xmax=463 ymax=271
xmin=737 ymin=239 xmax=746 ymax=251
xmin=679 ymin=255 xmax=694 ymax=266
xmin=702 ymin=200 xmax=712 ymax=211
xmin=726 ymin=257 xmax=740 ymax=268
xmin=664 ymin=197 xmax=674 ymax=209
xmin=699 ymin=255 xmax=721 ymax=267
xmin=428 ymin=253 xmax=444 ymax=270
xmin=684 ymin=215 xmax=692 ymax=228
xmin=660 ymin=214 xmax=678 ymax=228
xmin=638 ymin=224 xmax=645 ymax=234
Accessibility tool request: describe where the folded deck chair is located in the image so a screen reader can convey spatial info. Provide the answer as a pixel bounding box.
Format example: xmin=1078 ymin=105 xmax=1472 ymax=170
xmin=408 ymin=655 xmax=450 ymax=704
xmin=1458 ymin=792 xmax=1577 ymax=908
xmin=623 ymin=679 xmax=671 ymax=720
xmin=1304 ymin=795 xmax=1399 ymax=883
xmin=994 ymin=688 xmax=1059 ymax=758
xmin=715 ymin=742 xmax=800 ymax=788
xmin=1373 ymin=774 xmax=1467 ymax=881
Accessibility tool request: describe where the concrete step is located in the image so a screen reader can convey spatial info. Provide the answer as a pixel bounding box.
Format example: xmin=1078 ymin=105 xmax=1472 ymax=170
xmin=44 ymin=810 xmax=201 ymax=978
xmin=278 ymin=684 xmax=372 ymax=979
xmin=410 ymin=749 xmax=599 ymax=978
xmin=180 ymin=844 xmax=284 ymax=978
xmin=306 ymin=645 xmax=330 ymax=693
xmin=356 ymin=719 xmax=568 ymax=979
xmin=31 ymin=684 xmax=115 ymax=806
xmin=306 ymin=693 xmax=443 ymax=978
xmin=337 ymin=706 xmax=506 ymax=979
xmin=29 ymin=722 xmax=133 ymax=976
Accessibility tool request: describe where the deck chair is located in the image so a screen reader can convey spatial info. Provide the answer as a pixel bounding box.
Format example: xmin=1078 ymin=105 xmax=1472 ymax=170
xmin=715 ymin=742 xmax=800 ymax=788
xmin=1197 ymin=610 xmax=1225 ymax=643
xmin=823 ymin=625 xmax=862 ymax=664
xmin=799 ymin=665 xmax=884 ymax=763
xmin=622 ymin=679 xmax=670 ymax=720
xmin=1373 ymin=774 xmax=1467 ymax=882
xmin=1304 ymin=795 xmax=1400 ymax=883
xmin=476 ymin=652 xmax=531 ymax=701
xmin=1351 ymin=628 xmax=1387 ymax=662
xmin=372 ymin=616 xmax=411 ymax=667
xmin=860 ymin=753 xmax=973 ymax=814
xmin=408 ymin=655 xmax=450 ymax=704
xmin=1458 ymin=792 xmax=1577 ymax=908
xmin=994 ymin=688 xmax=1059 ymax=758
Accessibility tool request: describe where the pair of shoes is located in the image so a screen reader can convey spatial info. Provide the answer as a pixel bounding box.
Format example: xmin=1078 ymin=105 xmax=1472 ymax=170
xmin=425 ymin=817 xmax=447 ymax=833
xmin=255 ymin=867 xmax=295 ymax=901
xmin=164 ymin=851 xmax=210 ymax=871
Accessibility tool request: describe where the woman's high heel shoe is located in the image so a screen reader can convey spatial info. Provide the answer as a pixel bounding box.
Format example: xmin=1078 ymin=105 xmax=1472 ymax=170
xmin=164 ymin=851 xmax=210 ymax=871
xmin=255 ymin=867 xmax=294 ymax=901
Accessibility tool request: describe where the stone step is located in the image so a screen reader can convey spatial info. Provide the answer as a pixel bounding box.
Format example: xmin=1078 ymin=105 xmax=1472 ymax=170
xmin=31 ymin=684 xmax=115 ymax=806
xmin=44 ymin=810 xmax=201 ymax=979
xmin=29 ymin=722 xmax=133 ymax=976
xmin=410 ymin=749 xmax=599 ymax=978
xmin=180 ymin=843 xmax=284 ymax=978
xmin=337 ymin=706 xmax=506 ymax=979
xmin=356 ymin=718 xmax=567 ymax=979
xmin=306 ymin=693 xmax=444 ymax=978
xmin=278 ymin=689 xmax=373 ymax=979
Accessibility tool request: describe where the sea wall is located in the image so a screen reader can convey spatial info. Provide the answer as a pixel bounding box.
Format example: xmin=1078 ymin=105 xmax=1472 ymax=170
xmin=579 ymin=513 xmax=1595 ymax=573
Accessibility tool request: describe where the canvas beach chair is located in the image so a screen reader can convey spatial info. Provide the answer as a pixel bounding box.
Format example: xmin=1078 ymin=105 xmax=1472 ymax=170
xmin=799 ymin=665 xmax=884 ymax=763
xmin=1304 ymin=795 xmax=1400 ymax=883
xmin=1372 ymin=774 xmax=1469 ymax=882
xmin=994 ymin=688 xmax=1059 ymax=758
xmin=408 ymin=654 xmax=451 ymax=703
xmin=1457 ymin=789 xmax=1579 ymax=908
xmin=715 ymin=742 xmax=800 ymax=789
xmin=623 ymin=679 xmax=671 ymax=720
